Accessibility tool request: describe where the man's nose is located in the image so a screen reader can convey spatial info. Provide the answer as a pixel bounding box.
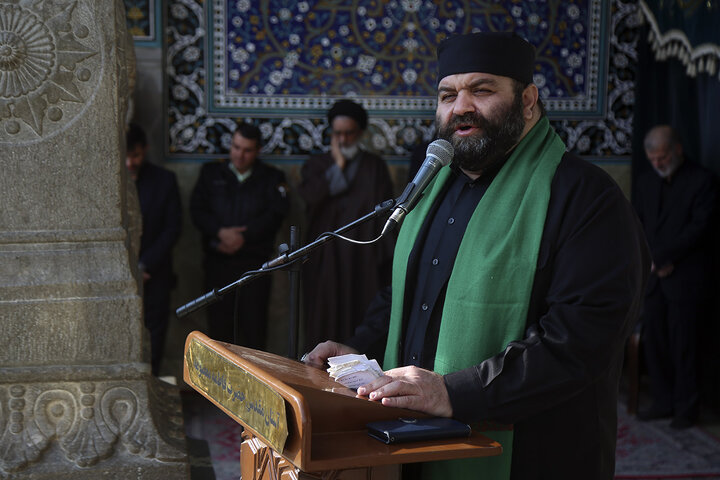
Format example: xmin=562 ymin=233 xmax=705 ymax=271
xmin=452 ymin=91 xmax=475 ymax=116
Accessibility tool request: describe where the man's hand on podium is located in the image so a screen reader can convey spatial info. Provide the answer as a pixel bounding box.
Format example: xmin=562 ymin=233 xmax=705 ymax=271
xmin=357 ymin=366 xmax=453 ymax=418
xmin=302 ymin=342 xmax=453 ymax=419
xmin=301 ymin=341 xmax=359 ymax=369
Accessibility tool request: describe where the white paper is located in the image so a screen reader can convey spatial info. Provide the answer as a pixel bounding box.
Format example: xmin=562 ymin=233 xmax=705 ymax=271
xmin=327 ymin=354 xmax=384 ymax=389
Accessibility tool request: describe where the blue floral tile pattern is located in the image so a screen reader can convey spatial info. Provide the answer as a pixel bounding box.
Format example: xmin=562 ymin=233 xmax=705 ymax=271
xmin=166 ymin=0 xmax=639 ymax=160
xmin=125 ymin=0 xmax=155 ymax=41
xmin=214 ymin=0 xmax=601 ymax=113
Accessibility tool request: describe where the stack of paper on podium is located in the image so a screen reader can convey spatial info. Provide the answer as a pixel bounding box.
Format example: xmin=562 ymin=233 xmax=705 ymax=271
xmin=327 ymin=354 xmax=383 ymax=389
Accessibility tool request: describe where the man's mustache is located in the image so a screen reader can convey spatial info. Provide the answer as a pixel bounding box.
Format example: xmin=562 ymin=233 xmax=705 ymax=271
xmin=447 ymin=112 xmax=489 ymax=131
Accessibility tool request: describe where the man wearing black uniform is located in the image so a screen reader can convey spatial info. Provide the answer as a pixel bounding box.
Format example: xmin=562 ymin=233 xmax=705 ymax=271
xmin=303 ymin=32 xmax=650 ymax=480
xmin=190 ymin=123 xmax=289 ymax=348
xmin=125 ymin=123 xmax=182 ymax=376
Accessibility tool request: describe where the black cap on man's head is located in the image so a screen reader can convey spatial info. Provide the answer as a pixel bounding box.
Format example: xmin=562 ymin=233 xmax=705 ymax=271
xmin=328 ymin=99 xmax=368 ymax=130
xmin=437 ymin=31 xmax=536 ymax=85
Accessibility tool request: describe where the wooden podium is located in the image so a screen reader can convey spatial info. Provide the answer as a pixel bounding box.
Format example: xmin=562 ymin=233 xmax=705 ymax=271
xmin=183 ymin=331 xmax=502 ymax=479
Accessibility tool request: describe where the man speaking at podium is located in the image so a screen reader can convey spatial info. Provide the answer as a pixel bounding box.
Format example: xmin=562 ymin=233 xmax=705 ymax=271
xmin=303 ymin=32 xmax=650 ymax=480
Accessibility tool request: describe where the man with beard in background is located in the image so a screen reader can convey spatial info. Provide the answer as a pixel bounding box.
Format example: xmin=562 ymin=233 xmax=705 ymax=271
xmin=633 ymin=125 xmax=718 ymax=429
xmin=298 ymin=99 xmax=395 ymax=353
xmin=303 ymin=32 xmax=650 ymax=480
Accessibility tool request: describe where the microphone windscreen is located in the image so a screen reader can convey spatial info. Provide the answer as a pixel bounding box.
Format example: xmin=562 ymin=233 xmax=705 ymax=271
xmin=426 ymin=139 xmax=454 ymax=166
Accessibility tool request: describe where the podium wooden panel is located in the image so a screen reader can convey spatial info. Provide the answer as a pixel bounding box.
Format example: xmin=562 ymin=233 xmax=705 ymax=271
xmin=184 ymin=331 xmax=502 ymax=479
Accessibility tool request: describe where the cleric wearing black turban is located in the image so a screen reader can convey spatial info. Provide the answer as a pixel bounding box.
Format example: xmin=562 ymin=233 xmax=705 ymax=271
xmin=298 ymin=99 xmax=395 ymax=357
xmin=303 ymin=31 xmax=649 ymax=480
xmin=327 ymin=99 xmax=369 ymax=130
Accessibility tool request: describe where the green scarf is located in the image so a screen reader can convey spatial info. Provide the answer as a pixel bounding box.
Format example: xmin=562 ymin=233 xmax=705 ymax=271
xmin=384 ymin=117 xmax=565 ymax=479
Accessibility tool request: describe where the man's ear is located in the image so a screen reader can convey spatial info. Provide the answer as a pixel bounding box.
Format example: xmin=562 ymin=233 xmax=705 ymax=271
xmin=522 ymin=84 xmax=539 ymax=120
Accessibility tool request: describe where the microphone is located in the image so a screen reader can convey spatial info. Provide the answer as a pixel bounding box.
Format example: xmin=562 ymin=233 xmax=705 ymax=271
xmin=382 ymin=139 xmax=454 ymax=236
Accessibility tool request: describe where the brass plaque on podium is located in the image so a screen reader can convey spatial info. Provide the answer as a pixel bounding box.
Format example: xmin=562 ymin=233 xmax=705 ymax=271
xmin=185 ymin=338 xmax=288 ymax=452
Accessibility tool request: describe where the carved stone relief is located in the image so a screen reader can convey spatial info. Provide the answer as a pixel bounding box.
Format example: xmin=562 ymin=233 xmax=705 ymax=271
xmin=0 ymin=379 xmax=186 ymax=475
xmin=0 ymin=0 xmax=102 ymax=143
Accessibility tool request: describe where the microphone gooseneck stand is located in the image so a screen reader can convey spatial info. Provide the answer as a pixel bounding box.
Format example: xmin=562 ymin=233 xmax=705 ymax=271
xmin=175 ymin=199 xmax=395 ymax=358
xmin=287 ymin=225 xmax=300 ymax=359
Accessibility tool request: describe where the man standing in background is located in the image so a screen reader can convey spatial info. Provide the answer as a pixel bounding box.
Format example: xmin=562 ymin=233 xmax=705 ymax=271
xmin=126 ymin=123 xmax=182 ymax=376
xmin=634 ymin=125 xmax=718 ymax=429
xmin=190 ymin=122 xmax=289 ymax=349
xmin=298 ymin=99 xmax=395 ymax=353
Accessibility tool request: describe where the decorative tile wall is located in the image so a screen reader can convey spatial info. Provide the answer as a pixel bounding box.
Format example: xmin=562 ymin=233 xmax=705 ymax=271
xmin=125 ymin=0 xmax=160 ymax=46
xmin=165 ymin=0 xmax=640 ymax=162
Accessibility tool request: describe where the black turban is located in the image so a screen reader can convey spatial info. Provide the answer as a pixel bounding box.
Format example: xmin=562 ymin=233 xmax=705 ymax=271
xmin=437 ymin=31 xmax=536 ymax=85
xmin=328 ymin=99 xmax=368 ymax=130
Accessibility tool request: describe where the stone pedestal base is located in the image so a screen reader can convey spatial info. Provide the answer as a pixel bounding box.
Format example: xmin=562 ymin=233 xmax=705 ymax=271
xmin=0 ymin=366 xmax=188 ymax=478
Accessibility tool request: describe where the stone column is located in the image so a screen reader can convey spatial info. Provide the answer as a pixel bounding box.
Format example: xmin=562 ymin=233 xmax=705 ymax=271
xmin=0 ymin=1 xmax=188 ymax=478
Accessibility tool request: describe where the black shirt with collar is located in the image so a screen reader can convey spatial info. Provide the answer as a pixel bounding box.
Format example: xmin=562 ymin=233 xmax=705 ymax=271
xmin=403 ymin=163 xmax=499 ymax=368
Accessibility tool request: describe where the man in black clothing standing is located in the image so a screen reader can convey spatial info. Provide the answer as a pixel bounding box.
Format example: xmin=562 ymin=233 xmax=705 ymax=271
xmin=298 ymin=100 xmax=395 ymax=353
xmin=190 ymin=123 xmax=289 ymax=348
xmin=634 ymin=125 xmax=718 ymax=429
xmin=303 ymin=32 xmax=650 ymax=479
xmin=126 ymin=123 xmax=182 ymax=376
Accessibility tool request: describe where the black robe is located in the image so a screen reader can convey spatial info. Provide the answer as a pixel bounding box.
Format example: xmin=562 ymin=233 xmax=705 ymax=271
xmin=348 ymin=153 xmax=651 ymax=480
xmin=298 ymin=150 xmax=395 ymax=352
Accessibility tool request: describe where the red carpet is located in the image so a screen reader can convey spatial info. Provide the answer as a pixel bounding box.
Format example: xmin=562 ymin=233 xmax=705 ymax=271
xmin=615 ymin=404 xmax=720 ymax=479
xmin=184 ymin=392 xmax=243 ymax=480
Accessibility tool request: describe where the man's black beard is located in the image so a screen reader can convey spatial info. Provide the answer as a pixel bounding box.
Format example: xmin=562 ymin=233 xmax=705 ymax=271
xmin=437 ymin=93 xmax=526 ymax=173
